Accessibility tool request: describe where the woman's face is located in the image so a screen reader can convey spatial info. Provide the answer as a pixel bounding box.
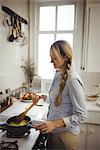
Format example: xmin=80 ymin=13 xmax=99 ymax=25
xmin=50 ymin=48 xmax=65 ymax=69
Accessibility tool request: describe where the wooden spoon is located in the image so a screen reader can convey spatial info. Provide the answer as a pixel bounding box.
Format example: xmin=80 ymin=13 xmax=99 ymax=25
xmin=14 ymin=103 xmax=34 ymax=124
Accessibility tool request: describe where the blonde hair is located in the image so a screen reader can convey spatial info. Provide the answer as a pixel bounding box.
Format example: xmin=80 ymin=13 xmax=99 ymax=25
xmin=50 ymin=40 xmax=73 ymax=106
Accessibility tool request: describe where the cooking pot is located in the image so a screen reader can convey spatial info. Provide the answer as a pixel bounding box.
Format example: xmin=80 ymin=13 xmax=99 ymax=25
xmin=0 ymin=116 xmax=34 ymax=137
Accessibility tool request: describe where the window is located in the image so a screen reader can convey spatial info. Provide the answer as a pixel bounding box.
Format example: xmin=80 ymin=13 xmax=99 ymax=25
xmin=35 ymin=2 xmax=82 ymax=79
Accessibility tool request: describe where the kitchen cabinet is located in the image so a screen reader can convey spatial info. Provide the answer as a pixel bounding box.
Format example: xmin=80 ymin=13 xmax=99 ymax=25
xmin=82 ymin=2 xmax=100 ymax=72
xmin=77 ymin=124 xmax=87 ymax=150
xmin=78 ymin=123 xmax=100 ymax=150
xmin=87 ymin=124 xmax=100 ymax=150
xmin=78 ymin=100 xmax=100 ymax=150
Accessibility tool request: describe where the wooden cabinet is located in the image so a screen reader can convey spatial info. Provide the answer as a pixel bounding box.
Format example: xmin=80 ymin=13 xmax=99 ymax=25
xmin=78 ymin=123 xmax=100 ymax=150
xmin=77 ymin=124 xmax=87 ymax=150
xmin=82 ymin=2 xmax=100 ymax=72
xmin=87 ymin=124 xmax=100 ymax=150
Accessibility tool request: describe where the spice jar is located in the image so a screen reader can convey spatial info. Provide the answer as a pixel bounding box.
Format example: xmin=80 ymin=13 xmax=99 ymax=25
xmin=0 ymin=91 xmax=3 ymax=104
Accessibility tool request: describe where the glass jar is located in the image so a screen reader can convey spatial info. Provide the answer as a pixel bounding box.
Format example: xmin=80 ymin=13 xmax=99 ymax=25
xmin=0 ymin=91 xmax=3 ymax=104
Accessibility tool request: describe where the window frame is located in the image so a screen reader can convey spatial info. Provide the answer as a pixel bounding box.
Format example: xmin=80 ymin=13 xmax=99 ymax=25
xmin=34 ymin=0 xmax=84 ymax=78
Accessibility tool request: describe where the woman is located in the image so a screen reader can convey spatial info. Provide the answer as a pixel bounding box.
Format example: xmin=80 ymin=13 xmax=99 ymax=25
xmin=35 ymin=40 xmax=87 ymax=150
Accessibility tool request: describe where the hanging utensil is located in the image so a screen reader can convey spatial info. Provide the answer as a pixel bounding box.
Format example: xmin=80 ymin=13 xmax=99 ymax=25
xmin=6 ymin=14 xmax=11 ymax=26
xmin=18 ymin=20 xmax=22 ymax=37
xmin=7 ymin=15 xmax=14 ymax=42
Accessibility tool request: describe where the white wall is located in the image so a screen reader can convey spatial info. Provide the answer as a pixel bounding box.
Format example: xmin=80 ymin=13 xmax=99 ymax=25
xmin=0 ymin=0 xmax=29 ymax=91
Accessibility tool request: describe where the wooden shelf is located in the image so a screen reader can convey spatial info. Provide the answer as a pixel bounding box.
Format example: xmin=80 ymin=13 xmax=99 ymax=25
xmin=0 ymin=103 xmax=13 ymax=113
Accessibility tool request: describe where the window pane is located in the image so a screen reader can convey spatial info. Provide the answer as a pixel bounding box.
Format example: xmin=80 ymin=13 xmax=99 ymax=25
xmin=38 ymin=34 xmax=54 ymax=79
xmin=39 ymin=6 xmax=56 ymax=31
xmin=57 ymin=5 xmax=75 ymax=30
xmin=56 ymin=33 xmax=73 ymax=48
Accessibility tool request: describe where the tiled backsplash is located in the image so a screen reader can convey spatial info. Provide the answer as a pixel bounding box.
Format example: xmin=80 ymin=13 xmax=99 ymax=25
xmin=0 ymin=1 xmax=28 ymax=91
xmin=81 ymin=71 xmax=100 ymax=95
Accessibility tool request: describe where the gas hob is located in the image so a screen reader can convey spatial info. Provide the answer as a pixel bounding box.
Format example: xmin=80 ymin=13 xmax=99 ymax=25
xmin=0 ymin=140 xmax=18 ymax=150
xmin=0 ymin=129 xmax=39 ymax=150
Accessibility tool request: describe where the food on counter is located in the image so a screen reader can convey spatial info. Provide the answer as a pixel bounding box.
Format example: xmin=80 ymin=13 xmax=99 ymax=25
xmin=9 ymin=120 xmax=28 ymax=126
xmin=86 ymin=97 xmax=97 ymax=101
xmin=21 ymin=93 xmax=42 ymax=101
xmin=87 ymin=94 xmax=99 ymax=98
xmin=86 ymin=93 xmax=99 ymax=101
xmin=21 ymin=93 xmax=35 ymax=100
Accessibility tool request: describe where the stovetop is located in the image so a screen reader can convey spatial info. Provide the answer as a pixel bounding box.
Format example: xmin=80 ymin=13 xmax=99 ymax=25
xmin=0 ymin=140 xmax=18 ymax=150
xmin=0 ymin=131 xmax=47 ymax=150
xmin=32 ymin=133 xmax=47 ymax=150
xmin=0 ymin=129 xmax=39 ymax=150
xmin=0 ymin=100 xmax=49 ymax=150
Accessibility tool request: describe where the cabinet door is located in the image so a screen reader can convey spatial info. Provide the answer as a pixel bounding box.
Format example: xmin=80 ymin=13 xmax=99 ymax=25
xmin=77 ymin=124 xmax=87 ymax=150
xmin=87 ymin=124 xmax=100 ymax=150
xmin=83 ymin=4 xmax=100 ymax=72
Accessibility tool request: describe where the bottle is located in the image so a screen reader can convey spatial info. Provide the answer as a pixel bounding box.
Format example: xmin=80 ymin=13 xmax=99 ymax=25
xmin=0 ymin=91 xmax=3 ymax=104
xmin=0 ymin=92 xmax=3 ymax=108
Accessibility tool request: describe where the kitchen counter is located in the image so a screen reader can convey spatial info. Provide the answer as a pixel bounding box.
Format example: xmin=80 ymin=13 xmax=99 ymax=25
xmin=87 ymin=98 xmax=100 ymax=112
xmin=0 ymin=96 xmax=100 ymax=149
xmin=0 ymin=98 xmax=49 ymax=150
xmin=85 ymin=98 xmax=100 ymax=124
xmin=0 ymin=129 xmax=39 ymax=150
xmin=0 ymin=98 xmax=49 ymax=120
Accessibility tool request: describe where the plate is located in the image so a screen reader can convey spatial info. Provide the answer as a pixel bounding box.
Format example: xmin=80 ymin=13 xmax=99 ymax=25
xmin=86 ymin=96 xmax=97 ymax=101
xmin=21 ymin=99 xmax=32 ymax=103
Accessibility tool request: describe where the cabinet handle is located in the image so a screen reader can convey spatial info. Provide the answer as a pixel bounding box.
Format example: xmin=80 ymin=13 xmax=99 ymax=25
xmin=86 ymin=7 xmax=90 ymax=69
xmin=88 ymin=128 xmax=95 ymax=135
xmin=82 ymin=7 xmax=91 ymax=71
xmin=81 ymin=67 xmax=85 ymax=70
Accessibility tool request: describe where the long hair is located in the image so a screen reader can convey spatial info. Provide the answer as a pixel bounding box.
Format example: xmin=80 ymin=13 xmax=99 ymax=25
xmin=50 ymin=40 xmax=73 ymax=106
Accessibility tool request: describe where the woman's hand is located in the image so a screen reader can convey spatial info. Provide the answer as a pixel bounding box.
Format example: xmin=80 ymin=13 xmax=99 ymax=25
xmin=35 ymin=121 xmax=56 ymax=134
xmin=32 ymin=94 xmax=41 ymax=105
xmin=40 ymin=94 xmax=47 ymax=101
xmin=35 ymin=119 xmax=65 ymax=134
